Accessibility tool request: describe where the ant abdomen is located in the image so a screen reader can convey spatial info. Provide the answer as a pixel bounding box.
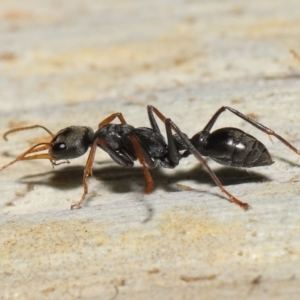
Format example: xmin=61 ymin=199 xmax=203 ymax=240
xmin=192 ymin=127 xmax=274 ymax=168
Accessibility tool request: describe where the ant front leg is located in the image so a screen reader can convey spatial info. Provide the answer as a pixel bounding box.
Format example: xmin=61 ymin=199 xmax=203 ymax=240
xmin=98 ymin=112 xmax=127 ymax=127
xmin=71 ymin=140 xmax=98 ymax=209
xmin=203 ymin=106 xmax=300 ymax=155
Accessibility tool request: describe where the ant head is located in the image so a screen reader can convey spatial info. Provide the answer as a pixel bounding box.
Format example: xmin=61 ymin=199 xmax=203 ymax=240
xmin=50 ymin=126 xmax=94 ymax=160
xmin=0 ymin=125 xmax=95 ymax=172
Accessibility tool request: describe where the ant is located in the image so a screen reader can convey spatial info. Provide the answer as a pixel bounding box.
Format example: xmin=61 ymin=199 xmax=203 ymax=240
xmin=0 ymin=105 xmax=299 ymax=210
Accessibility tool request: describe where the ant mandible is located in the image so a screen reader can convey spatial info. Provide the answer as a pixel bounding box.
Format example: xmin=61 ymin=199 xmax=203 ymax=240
xmin=0 ymin=105 xmax=299 ymax=210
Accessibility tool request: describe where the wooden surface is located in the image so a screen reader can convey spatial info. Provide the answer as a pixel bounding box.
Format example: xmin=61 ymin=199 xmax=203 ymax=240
xmin=1 ymin=0 xmax=300 ymax=299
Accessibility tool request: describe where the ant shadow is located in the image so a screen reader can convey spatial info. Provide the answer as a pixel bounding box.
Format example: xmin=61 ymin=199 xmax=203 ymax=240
xmin=19 ymin=161 xmax=271 ymax=196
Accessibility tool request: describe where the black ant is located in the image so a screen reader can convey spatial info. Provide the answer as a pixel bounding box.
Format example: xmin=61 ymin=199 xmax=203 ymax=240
xmin=0 ymin=106 xmax=299 ymax=210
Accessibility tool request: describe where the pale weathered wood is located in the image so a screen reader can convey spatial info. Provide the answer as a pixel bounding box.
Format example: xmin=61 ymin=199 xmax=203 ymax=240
xmin=1 ymin=1 xmax=300 ymax=299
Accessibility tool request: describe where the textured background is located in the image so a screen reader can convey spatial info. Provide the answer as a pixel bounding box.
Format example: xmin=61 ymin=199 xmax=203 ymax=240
xmin=1 ymin=0 xmax=300 ymax=299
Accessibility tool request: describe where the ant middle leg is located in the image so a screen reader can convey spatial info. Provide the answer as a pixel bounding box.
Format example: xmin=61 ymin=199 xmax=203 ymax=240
xmin=71 ymin=134 xmax=155 ymax=214
xmin=130 ymin=134 xmax=155 ymax=194
xmin=73 ymin=109 xmax=155 ymax=209
xmin=100 ymin=109 xmax=157 ymax=193
xmin=203 ymin=106 xmax=300 ymax=155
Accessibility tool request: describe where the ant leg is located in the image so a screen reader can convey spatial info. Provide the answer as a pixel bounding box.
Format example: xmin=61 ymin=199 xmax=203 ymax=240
xmin=203 ymin=106 xmax=300 ymax=155
xmin=3 ymin=125 xmax=55 ymax=141
xmin=130 ymin=134 xmax=154 ymax=194
xmin=164 ymin=119 xmax=181 ymax=165
xmin=99 ymin=131 xmax=156 ymax=187
xmin=71 ymin=139 xmax=98 ymax=209
xmin=145 ymin=106 xmax=250 ymax=210
xmin=147 ymin=105 xmax=182 ymax=165
xmin=98 ymin=113 xmax=127 ymax=127
xmin=70 ymin=133 xmax=154 ymax=209
xmin=168 ymin=118 xmax=251 ymax=210
xmin=99 ymin=110 xmax=157 ymax=193
xmin=147 ymin=105 xmax=161 ymax=133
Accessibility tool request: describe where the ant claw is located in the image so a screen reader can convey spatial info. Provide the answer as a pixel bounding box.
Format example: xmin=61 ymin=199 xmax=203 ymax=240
xmin=71 ymin=203 xmax=82 ymax=210
xmin=242 ymin=203 xmax=252 ymax=211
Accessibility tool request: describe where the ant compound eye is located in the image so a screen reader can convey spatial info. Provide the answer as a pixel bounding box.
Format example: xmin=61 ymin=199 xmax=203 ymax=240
xmin=50 ymin=142 xmax=68 ymax=158
xmin=52 ymin=142 xmax=67 ymax=152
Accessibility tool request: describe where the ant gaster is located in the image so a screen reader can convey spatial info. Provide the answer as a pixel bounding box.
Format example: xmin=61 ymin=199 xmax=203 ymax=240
xmin=1 ymin=106 xmax=299 ymax=210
